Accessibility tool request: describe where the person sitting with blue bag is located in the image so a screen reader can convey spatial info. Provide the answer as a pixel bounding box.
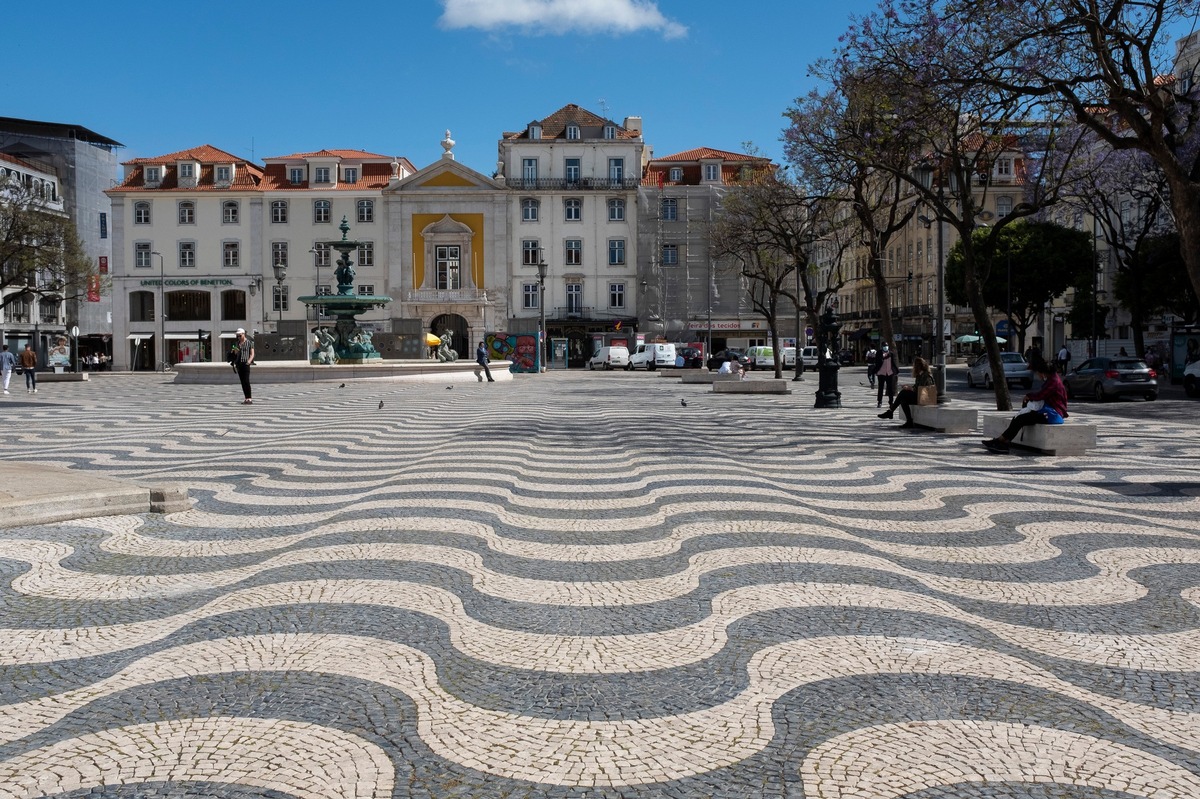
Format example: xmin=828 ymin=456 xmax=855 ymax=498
xmin=982 ymin=357 xmax=1067 ymax=453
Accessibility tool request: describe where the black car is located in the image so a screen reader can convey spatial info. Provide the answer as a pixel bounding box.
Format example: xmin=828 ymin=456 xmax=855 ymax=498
xmin=706 ymin=348 xmax=751 ymax=371
xmin=838 ymin=349 xmax=855 ymax=366
xmin=676 ymin=346 xmax=704 ymax=368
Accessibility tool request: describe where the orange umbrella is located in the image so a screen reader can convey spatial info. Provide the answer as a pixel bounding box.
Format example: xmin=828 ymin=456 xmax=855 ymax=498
xmin=425 ymin=333 xmax=442 ymax=347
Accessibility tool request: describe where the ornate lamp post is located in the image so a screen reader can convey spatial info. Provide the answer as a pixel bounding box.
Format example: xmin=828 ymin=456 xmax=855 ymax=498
xmin=150 ymin=250 xmax=166 ymax=371
xmin=914 ymin=162 xmax=948 ymax=403
xmin=793 ymin=258 xmax=804 ymax=382
xmin=272 ymin=262 xmax=287 ymax=329
xmin=536 ymin=258 xmax=548 ymax=373
xmin=814 ymin=304 xmax=842 ymax=408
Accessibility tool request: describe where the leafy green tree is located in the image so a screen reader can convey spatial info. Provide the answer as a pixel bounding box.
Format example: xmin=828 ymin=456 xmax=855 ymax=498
xmin=945 ymin=221 xmax=1094 ymax=352
xmin=1118 ymin=233 xmax=1200 ymax=327
xmin=1 ymin=180 xmax=96 ymax=311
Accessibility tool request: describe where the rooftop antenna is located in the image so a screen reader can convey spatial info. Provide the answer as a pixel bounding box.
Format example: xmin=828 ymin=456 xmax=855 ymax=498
xmin=597 ymin=98 xmax=610 ymax=119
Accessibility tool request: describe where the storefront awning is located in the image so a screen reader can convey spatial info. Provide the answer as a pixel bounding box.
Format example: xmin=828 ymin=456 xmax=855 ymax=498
xmin=164 ymin=333 xmax=209 ymax=340
xmin=218 ymin=333 xmax=238 ymax=339
xmin=126 ymin=334 xmax=149 ymax=341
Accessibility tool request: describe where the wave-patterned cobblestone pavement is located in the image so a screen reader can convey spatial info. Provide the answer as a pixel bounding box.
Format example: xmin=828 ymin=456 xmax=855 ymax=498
xmin=2 ymin=372 xmax=1199 ymax=798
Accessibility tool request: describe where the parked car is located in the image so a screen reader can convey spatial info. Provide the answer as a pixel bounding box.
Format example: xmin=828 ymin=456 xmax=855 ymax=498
xmin=745 ymin=345 xmax=778 ymax=371
xmin=1185 ymin=359 xmax=1200 ymax=398
xmin=675 ymin=346 xmax=704 ymax=368
xmin=966 ymin=351 xmax=1033 ymax=389
xmin=838 ymin=349 xmax=855 ymax=366
xmin=627 ymin=342 xmax=677 ymax=371
xmin=1063 ymin=357 xmax=1158 ymax=402
xmin=587 ymin=346 xmax=629 ymax=371
xmin=781 ymin=347 xmax=803 ymax=371
xmin=706 ymin=348 xmax=751 ymax=371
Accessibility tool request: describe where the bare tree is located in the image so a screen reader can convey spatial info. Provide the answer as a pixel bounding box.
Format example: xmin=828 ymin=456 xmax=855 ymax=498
xmin=1 ymin=179 xmax=97 ymax=313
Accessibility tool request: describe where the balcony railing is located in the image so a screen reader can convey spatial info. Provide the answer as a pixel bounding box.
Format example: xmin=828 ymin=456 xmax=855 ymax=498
xmin=504 ymin=177 xmax=640 ymax=191
xmin=407 ymin=288 xmax=489 ymax=303
xmin=554 ymin=305 xmax=593 ymax=319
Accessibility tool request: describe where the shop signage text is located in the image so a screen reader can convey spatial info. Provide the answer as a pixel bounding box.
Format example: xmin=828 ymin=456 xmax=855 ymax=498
xmin=139 ymin=279 xmax=236 ymax=287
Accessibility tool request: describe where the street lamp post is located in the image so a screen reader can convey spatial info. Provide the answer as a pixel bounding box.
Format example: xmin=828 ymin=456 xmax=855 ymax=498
xmin=915 ymin=162 xmax=949 ymax=403
xmin=248 ymin=277 xmax=263 ymax=333
xmin=272 ymin=263 xmax=287 ymax=329
xmin=150 ymin=250 xmax=166 ymax=371
xmin=793 ymin=259 xmax=804 ymax=381
xmin=536 ymin=258 xmax=548 ymax=373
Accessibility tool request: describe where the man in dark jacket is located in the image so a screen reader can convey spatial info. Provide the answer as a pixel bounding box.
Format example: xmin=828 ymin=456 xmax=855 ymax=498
xmin=476 ymin=341 xmax=494 ymax=382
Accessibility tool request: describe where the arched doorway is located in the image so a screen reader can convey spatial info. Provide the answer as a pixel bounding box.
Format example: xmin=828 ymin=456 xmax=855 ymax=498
xmin=430 ymin=313 xmax=469 ymax=360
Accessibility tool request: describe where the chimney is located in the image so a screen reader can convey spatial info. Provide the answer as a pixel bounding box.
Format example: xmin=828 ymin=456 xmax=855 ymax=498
xmin=623 ymin=116 xmax=643 ymax=136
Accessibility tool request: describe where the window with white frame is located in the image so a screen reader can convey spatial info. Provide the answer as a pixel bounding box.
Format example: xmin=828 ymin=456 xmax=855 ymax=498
xmin=661 ymin=197 xmax=677 ymax=221
xmin=272 ymin=241 xmax=288 ymax=267
xmin=566 ymin=282 xmax=582 ymax=313
xmin=522 ymin=198 xmax=539 ymax=222
xmin=271 ymin=200 xmax=288 ymax=223
xmin=435 ymin=245 xmax=461 ymax=289
xmin=316 ymin=284 xmax=333 ymax=296
xmin=996 ymin=196 xmax=1013 ymax=218
xmin=662 ymin=244 xmax=678 ymax=265
xmin=565 ymin=239 xmax=582 ymax=266
xmin=522 ymin=240 xmax=541 ymax=265
xmin=314 ymin=167 xmax=331 ymax=183
xmin=134 ymin=202 xmax=151 ymax=224
xmin=603 ymin=125 xmax=616 ymax=139
xmin=608 ymin=239 xmax=626 ymax=265
xmin=357 ymin=241 xmax=374 ymax=267
xmin=357 ymin=284 xmax=375 ymax=295
xmin=179 ymin=163 xmax=195 ymax=179
xmin=145 ymin=167 xmax=161 ymax=184
xmin=916 ymin=240 xmax=922 ymax=269
xmin=609 ymin=282 xmax=625 ymax=309
xmin=344 ymin=167 xmax=358 ymax=183
xmin=216 ymin=165 xmax=231 ymax=183
xmin=523 ymin=282 xmax=539 ymax=309
xmin=313 ymin=242 xmax=331 ymax=267
xmin=997 ymin=157 xmax=1012 ymax=177
xmin=223 ymin=241 xmax=240 ymax=268
xmin=357 ymin=199 xmax=374 ymax=223
xmin=608 ymin=199 xmax=625 ymax=221
xmin=608 ymin=158 xmax=624 ymax=183
xmin=564 ymin=198 xmax=581 ymax=221
xmin=289 ymin=168 xmax=304 ymax=185
xmin=704 ymin=164 xmax=720 ymax=181
xmin=522 ymin=158 xmax=538 ymax=181
xmin=669 ymin=167 xmax=683 ymax=182
xmin=179 ymin=241 xmax=196 ymax=268
xmin=565 ymin=157 xmax=581 ymax=184
xmin=314 ymin=199 xmax=331 ymax=223
xmin=273 ymin=284 xmax=289 ymax=312
xmin=222 ymin=201 xmax=239 ymax=224
xmin=135 ymin=242 xmax=152 ymax=268
xmin=566 ymin=124 xmax=580 ymax=140
xmin=178 ymin=201 xmax=195 ymax=225
xmin=528 ymin=124 xmax=541 ymax=140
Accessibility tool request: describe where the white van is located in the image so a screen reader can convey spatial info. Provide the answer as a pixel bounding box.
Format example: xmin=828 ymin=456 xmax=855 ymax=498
xmin=627 ymin=342 xmax=677 ymax=371
xmin=800 ymin=346 xmax=820 ymax=371
xmin=745 ymin=346 xmax=777 ymax=371
xmin=587 ymin=346 xmax=630 ymax=370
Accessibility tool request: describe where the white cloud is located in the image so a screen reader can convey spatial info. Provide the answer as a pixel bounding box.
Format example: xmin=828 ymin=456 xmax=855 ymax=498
xmin=438 ymin=0 xmax=687 ymax=39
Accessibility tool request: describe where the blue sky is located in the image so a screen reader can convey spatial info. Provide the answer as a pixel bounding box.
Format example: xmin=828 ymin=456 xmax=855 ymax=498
xmin=4 ymin=1 xmax=883 ymax=174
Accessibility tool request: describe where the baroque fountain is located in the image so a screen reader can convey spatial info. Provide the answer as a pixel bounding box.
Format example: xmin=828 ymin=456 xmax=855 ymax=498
xmin=299 ymin=217 xmax=392 ymax=364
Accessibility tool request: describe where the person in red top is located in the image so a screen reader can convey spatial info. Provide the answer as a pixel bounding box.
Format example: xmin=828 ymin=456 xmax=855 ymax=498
xmin=983 ymin=357 xmax=1068 ymax=453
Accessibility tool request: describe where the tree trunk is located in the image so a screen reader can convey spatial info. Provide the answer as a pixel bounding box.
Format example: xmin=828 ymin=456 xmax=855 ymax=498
xmin=963 ymin=246 xmax=1012 ymax=411
xmin=1167 ymin=177 xmax=1200 ymax=309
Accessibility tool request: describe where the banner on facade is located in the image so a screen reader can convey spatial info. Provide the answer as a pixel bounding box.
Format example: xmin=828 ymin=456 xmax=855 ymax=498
xmin=87 ymin=275 xmax=101 ymax=302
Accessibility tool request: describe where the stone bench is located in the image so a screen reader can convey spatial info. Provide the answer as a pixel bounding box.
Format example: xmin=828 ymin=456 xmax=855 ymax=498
xmin=982 ymin=414 xmax=1097 ymax=455
xmin=32 ymin=371 xmax=89 ymax=382
xmin=909 ymin=405 xmax=977 ymax=434
xmin=681 ymin=371 xmax=741 ymax=384
xmin=712 ymin=379 xmax=791 ymax=395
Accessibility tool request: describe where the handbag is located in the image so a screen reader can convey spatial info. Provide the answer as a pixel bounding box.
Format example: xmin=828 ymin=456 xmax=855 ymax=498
xmin=916 ymin=384 xmax=937 ymax=406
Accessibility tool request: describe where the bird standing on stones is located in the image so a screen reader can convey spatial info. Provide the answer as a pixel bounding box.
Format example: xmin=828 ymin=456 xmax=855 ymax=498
xmin=378 ymin=401 xmax=384 ymax=409
xmin=339 ymin=383 xmax=346 ymax=389
xmin=446 ymin=386 xmax=453 ymax=390
xmin=680 ymin=399 xmax=688 ymax=407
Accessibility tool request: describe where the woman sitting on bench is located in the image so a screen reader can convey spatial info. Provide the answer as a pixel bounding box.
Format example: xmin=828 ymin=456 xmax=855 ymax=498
xmin=878 ymin=356 xmax=934 ymax=429
xmin=982 ymin=357 xmax=1067 ymax=453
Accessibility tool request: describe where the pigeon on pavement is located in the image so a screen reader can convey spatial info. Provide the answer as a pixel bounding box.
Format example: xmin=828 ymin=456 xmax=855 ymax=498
xmin=378 ymin=401 xmax=384 ymax=409
xmin=339 ymin=383 xmax=346 ymax=388
xmin=680 ymin=399 xmax=688 ymax=407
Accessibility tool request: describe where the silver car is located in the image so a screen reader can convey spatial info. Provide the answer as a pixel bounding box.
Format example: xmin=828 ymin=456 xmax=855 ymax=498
xmin=1063 ymin=357 xmax=1158 ymax=402
xmin=966 ymin=351 xmax=1032 ymax=389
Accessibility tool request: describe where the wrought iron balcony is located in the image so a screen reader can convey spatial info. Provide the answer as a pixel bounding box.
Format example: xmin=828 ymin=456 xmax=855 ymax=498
xmin=504 ymin=177 xmax=640 ymax=191
xmin=406 ymin=288 xmax=489 ymax=303
xmin=553 ymin=305 xmax=593 ymax=319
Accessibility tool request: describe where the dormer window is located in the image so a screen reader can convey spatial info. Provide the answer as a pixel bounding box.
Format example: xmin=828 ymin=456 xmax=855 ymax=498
xmin=314 ymin=167 xmax=331 ymax=183
xmin=603 ymin=125 xmax=616 ymax=140
xmin=529 ymin=123 xmax=542 ymax=140
xmin=215 ymin=165 xmax=232 ymax=185
xmin=669 ymin=167 xmax=683 ymax=182
xmin=566 ymin=124 xmax=581 ymax=140
xmin=179 ymin=163 xmax=195 ymax=179
xmin=145 ymin=167 xmax=161 ymax=185
xmin=344 ymin=167 xmax=358 ymax=183
xmin=288 ymin=167 xmax=304 ymax=185
xmin=703 ymin=163 xmax=720 ymax=182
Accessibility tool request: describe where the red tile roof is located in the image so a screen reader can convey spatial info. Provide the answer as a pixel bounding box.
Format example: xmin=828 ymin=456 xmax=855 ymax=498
xmin=262 ymin=149 xmax=396 ymax=161
xmin=651 ymin=147 xmax=771 ymax=163
xmin=642 ymin=147 xmax=774 ymax=186
xmin=502 ymin=103 xmax=639 ymax=141
xmin=122 ymin=144 xmax=253 ymax=166
xmin=259 ymin=161 xmax=396 ymax=191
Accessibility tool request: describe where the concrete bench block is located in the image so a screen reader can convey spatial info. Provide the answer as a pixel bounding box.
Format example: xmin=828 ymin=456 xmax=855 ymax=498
xmin=712 ymin=379 xmax=791 ymax=395
xmin=147 ymin=483 xmax=192 ymax=514
xmin=982 ymin=414 xmax=1097 ymax=455
xmin=909 ymin=405 xmax=978 ymax=434
xmin=680 ymin=372 xmax=736 ymax=384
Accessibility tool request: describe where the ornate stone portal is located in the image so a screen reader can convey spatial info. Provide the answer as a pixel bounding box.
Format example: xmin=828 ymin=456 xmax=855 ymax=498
xmin=299 ymin=218 xmax=393 ymax=364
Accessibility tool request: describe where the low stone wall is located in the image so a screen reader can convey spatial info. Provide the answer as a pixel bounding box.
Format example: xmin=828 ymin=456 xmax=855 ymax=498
xmin=173 ymin=360 xmax=514 ymax=385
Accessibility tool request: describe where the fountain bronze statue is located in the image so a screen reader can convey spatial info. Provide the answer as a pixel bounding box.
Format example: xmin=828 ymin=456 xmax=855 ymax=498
xmin=298 ymin=217 xmax=392 ymax=364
